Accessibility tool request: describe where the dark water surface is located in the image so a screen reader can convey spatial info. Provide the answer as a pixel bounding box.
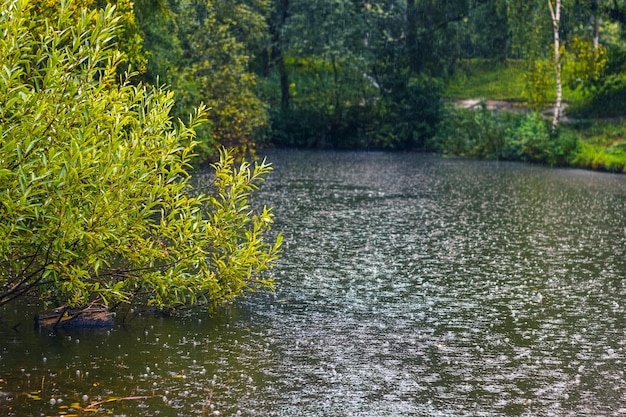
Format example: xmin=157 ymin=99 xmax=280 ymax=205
xmin=1 ymin=150 xmax=625 ymax=416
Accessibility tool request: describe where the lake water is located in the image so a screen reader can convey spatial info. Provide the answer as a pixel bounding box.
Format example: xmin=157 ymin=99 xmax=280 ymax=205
xmin=1 ymin=150 xmax=625 ymax=416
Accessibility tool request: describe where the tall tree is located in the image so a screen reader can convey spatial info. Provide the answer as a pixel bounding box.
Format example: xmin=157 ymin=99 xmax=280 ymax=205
xmin=461 ymin=0 xmax=510 ymax=60
xmin=181 ymin=0 xmax=269 ymax=156
xmin=276 ymin=0 xmax=373 ymax=146
xmin=406 ymin=0 xmax=419 ymax=72
xmin=134 ymin=0 xmax=270 ymax=159
xmin=266 ymin=0 xmax=290 ymax=111
xmin=548 ymin=0 xmax=563 ymax=128
xmin=604 ymin=0 xmax=626 ymax=23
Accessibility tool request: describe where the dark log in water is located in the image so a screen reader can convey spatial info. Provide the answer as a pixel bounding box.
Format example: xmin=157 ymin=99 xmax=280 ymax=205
xmin=35 ymin=305 xmax=113 ymax=329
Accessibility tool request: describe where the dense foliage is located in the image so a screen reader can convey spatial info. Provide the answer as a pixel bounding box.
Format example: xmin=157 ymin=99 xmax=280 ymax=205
xmin=2 ymin=0 xmax=626 ymax=312
xmin=136 ymin=0 xmax=271 ymax=160
xmin=25 ymin=0 xmax=626 ymax=158
xmin=0 ymin=1 xmax=281 ymax=310
xmin=432 ymin=107 xmax=578 ymax=166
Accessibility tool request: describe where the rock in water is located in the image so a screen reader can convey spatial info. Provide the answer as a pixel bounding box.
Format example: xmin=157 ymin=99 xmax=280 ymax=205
xmin=35 ymin=305 xmax=113 ymax=329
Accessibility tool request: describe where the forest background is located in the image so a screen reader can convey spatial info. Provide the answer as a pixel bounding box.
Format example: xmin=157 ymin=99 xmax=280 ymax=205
xmin=34 ymin=0 xmax=626 ymax=171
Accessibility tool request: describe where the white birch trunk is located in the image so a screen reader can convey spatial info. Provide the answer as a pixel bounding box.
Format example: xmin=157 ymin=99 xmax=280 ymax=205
xmin=548 ymin=0 xmax=562 ymax=130
xmin=593 ymin=14 xmax=600 ymax=51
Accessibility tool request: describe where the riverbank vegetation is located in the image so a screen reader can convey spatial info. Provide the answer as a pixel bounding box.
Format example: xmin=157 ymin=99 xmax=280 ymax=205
xmin=437 ymin=56 xmax=626 ymax=172
xmin=16 ymin=0 xmax=626 ymax=171
xmin=0 ymin=1 xmax=281 ymax=312
xmin=3 ymin=0 xmax=626 ymax=310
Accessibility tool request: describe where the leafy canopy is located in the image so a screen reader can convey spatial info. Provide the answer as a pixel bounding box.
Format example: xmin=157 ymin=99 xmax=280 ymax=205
xmin=0 ymin=0 xmax=281 ymax=311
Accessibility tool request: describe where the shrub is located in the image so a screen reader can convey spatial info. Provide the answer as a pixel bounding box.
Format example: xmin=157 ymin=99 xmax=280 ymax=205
xmin=431 ymin=105 xmax=511 ymax=158
xmin=433 ymin=107 xmax=578 ymax=166
xmin=268 ymin=69 xmax=442 ymax=150
xmin=0 ymin=1 xmax=281 ymax=311
xmin=522 ymin=60 xmax=552 ymax=111
xmin=503 ymin=112 xmax=551 ymax=162
xmin=572 ymin=142 xmax=626 ymax=172
xmin=503 ymin=112 xmax=577 ymax=166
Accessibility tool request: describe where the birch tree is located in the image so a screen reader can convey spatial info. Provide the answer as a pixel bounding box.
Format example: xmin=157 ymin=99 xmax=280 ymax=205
xmin=548 ymin=0 xmax=563 ymax=129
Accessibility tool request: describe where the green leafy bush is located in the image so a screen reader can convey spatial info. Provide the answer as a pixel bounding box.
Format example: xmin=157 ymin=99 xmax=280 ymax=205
xmin=0 ymin=1 xmax=281 ymax=311
xmin=504 ymin=112 xmax=577 ymax=166
xmin=431 ymin=105 xmax=511 ymax=158
xmin=572 ymin=142 xmax=626 ymax=173
xmin=522 ymin=60 xmax=552 ymax=111
xmin=433 ymin=107 xmax=577 ymax=166
xmin=369 ymin=74 xmax=443 ymax=150
xmin=503 ymin=112 xmax=551 ymax=161
xmin=265 ymin=49 xmax=443 ymax=151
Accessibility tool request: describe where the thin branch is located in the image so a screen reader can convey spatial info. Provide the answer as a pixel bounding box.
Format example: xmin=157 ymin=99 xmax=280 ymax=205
xmin=84 ymin=395 xmax=159 ymax=410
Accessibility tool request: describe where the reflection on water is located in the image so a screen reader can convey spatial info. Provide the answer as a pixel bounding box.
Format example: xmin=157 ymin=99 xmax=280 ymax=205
xmin=1 ymin=150 xmax=625 ymax=416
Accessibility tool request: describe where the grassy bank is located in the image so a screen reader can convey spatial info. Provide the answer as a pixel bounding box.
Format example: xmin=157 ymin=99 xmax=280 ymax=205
xmin=564 ymin=120 xmax=626 ymax=172
xmin=445 ymin=59 xmax=528 ymax=101
xmin=442 ymin=59 xmax=626 ymax=173
xmin=444 ymin=59 xmax=583 ymax=103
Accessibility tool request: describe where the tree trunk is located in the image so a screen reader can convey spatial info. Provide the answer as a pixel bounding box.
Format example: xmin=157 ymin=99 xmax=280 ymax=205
xmin=278 ymin=54 xmax=290 ymax=111
xmin=592 ymin=0 xmax=599 ymax=50
xmin=36 ymin=305 xmax=113 ymax=329
xmin=406 ymin=0 xmax=419 ymax=73
xmin=262 ymin=47 xmax=271 ymax=78
xmin=268 ymin=28 xmax=289 ymax=110
xmin=548 ymin=0 xmax=562 ymax=130
xmin=593 ymin=15 xmax=600 ymax=50
xmin=271 ymin=0 xmax=290 ymax=111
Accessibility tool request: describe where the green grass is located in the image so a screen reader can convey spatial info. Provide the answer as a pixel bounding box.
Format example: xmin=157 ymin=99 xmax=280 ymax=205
xmin=444 ymin=58 xmax=583 ymax=104
xmin=443 ymin=58 xmax=626 ymax=172
xmin=570 ymin=141 xmax=626 ymax=172
xmin=562 ymin=120 xmax=626 ymax=173
xmin=565 ymin=119 xmax=626 ymax=145
xmin=566 ymin=85 xmax=626 ymax=119
xmin=445 ymin=59 xmax=528 ymax=100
